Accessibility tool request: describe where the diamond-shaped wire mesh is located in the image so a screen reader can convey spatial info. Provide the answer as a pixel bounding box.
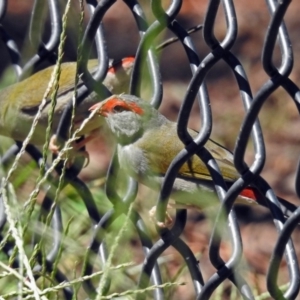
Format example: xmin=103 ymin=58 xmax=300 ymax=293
xmin=0 ymin=0 xmax=300 ymax=299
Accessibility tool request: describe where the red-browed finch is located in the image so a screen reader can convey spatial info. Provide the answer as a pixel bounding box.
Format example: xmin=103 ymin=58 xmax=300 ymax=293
xmin=0 ymin=57 xmax=134 ymax=150
xmin=89 ymin=94 xmax=297 ymax=225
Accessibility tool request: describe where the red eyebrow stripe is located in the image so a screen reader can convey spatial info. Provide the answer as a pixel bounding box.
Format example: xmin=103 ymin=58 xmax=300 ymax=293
xmin=127 ymin=101 xmax=144 ymax=115
xmin=102 ymin=97 xmax=144 ymax=115
xmin=108 ymin=56 xmax=135 ymax=74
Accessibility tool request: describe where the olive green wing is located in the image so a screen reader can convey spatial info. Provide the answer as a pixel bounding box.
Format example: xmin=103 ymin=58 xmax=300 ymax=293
xmin=1 ymin=59 xmax=99 ymax=113
xmin=136 ymin=122 xmax=239 ymax=182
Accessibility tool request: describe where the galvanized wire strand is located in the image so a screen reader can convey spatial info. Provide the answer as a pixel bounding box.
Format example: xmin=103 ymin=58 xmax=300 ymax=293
xmin=203 ymin=0 xmax=237 ymax=50
xmin=30 ymin=172 xmax=98 ymax=275
xmin=257 ymin=182 xmax=300 ymax=298
xmin=127 ymin=17 xmax=204 ymax=225
xmin=0 ymin=0 xmax=7 ymax=20
xmin=79 ymin=0 xmax=111 ymax=91
xmin=133 ymin=211 xmax=164 ymax=299
xmin=134 ymin=12 xmax=207 ymax=298
xmin=296 ymin=159 xmax=300 ymax=199
xmin=168 ymin=21 xmax=201 ymax=74
xmin=0 ymin=236 xmax=17 ymax=266
xmin=137 ymin=210 xmax=204 ymax=299
xmin=82 ymin=209 xmax=114 ymax=296
xmin=86 ymin=146 xmax=163 ymax=298
xmin=267 ymin=206 xmax=300 ymax=299
xmin=0 ymin=193 xmax=5 ymax=231
xmin=32 ymin=187 xmax=63 ymax=254
xmin=71 ymin=176 xmax=102 ymax=222
xmin=0 ymin=0 xmax=22 ymax=89
xmin=234 ymin=0 xmax=292 ymax=176
xmin=43 ymin=267 xmax=74 ymax=299
xmin=55 ymin=0 xmax=112 ymax=145
xmin=0 ymin=25 xmax=22 ymax=77
xmin=82 ymin=1 xmax=166 ymax=286
xmin=30 ymin=204 xmax=72 ymax=297
xmin=105 ymin=150 xmax=138 ymax=210
xmin=189 ymin=0 xmax=254 ymax=298
xmin=198 ymin=269 xmax=254 ymax=300
xmin=252 ymin=176 xmax=299 ymax=282
xmin=233 ymin=0 xmax=300 ymax=298
xmin=29 ymin=0 xmax=48 ymax=50
xmin=109 ymin=4 xmax=166 ymax=293
xmin=13 ymin=141 xmax=101 ymax=295
xmin=135 ymin=16 xmax=209 ymax=296
xmin=138 ymin=12 xmax=213 ymax=288
xmin=126 ymin=0 xmax=182 ymax=104
xmin=11 ymin=144 xmax=65 ymax=270
xmin=15 ymin=155 xmax=74 ymax=296
xmin=100 ymin=159 xmax=144 ymax=296
xmin=228 ymin=0 xmax=291 ymax=252
xmin=137 ymin=1 xmax=250 ymax=296
xmin=124 ymin=0 xmax=162 ymax=107
xmin=87 ymin=0 xmax=108 ymax=61
xmin=136 ymin=237 xmax=178 ymax=300
xmin=51 ymin=1 xmax=116 ymax=257
xmin=46 ymin=206 xmax=63 ymax=261
xmin=147 ymin=0 xmax=181 ymax=107
xmin=1 ymin=0 xmax=300 ymax=299
xmin=200 ymin=0 xmax=296 ymax=298
xmin=82 ymin=206 xmax=163 ymax=298
xmin=203 ymin=32 xmax=258 ymax=294
xmin=19 ymin=0 xmax=62 ymax=80
xmin=264 ymin=0 xmax=293 ymax=77
xmin=0 ymin=145 xmax=20 ymax=166
xmin=155 ymin=24 xmax=204 ymax=225
xmin=105 ymin=151 xmax=123 ymax=205
xmin=234 ymin=0 xmax=295 ymax=238
xmin=197 ymin=151 xmax=253 ymax=300
xmin=114 ymin=5 xmax=164 ymax=281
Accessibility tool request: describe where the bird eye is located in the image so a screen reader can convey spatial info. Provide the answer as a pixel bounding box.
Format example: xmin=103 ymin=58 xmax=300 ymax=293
xmin=113 ymin=105 xmax=126 ymax=113
xmin=21 ymin=105 xmax=42 ymax=116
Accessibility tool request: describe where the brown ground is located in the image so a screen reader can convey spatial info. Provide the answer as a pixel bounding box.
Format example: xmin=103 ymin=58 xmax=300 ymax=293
xmin=2 ymin=0 xmax=300 ymax=299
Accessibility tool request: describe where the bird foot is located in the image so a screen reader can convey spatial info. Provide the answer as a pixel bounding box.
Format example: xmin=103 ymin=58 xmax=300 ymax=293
xmin=149 ymin=204 xmax=174 ymax=228
xmin=49 ymin=135 xmax=60 ymax=154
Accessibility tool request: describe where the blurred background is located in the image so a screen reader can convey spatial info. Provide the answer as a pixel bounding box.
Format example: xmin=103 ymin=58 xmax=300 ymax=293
xmin=1 ymin=0 xmax=300 ymax=299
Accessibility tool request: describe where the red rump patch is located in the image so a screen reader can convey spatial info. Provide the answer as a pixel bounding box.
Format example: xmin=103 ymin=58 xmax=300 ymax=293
xmin=108 ymin=56 xmax=135 ymax=74
xmin=239 ymin=187 xmax=260 ymax=201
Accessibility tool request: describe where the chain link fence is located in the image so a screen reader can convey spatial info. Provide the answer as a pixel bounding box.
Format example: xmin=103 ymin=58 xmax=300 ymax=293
xmin=0 ymin=0 xmax=300 ymax=299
